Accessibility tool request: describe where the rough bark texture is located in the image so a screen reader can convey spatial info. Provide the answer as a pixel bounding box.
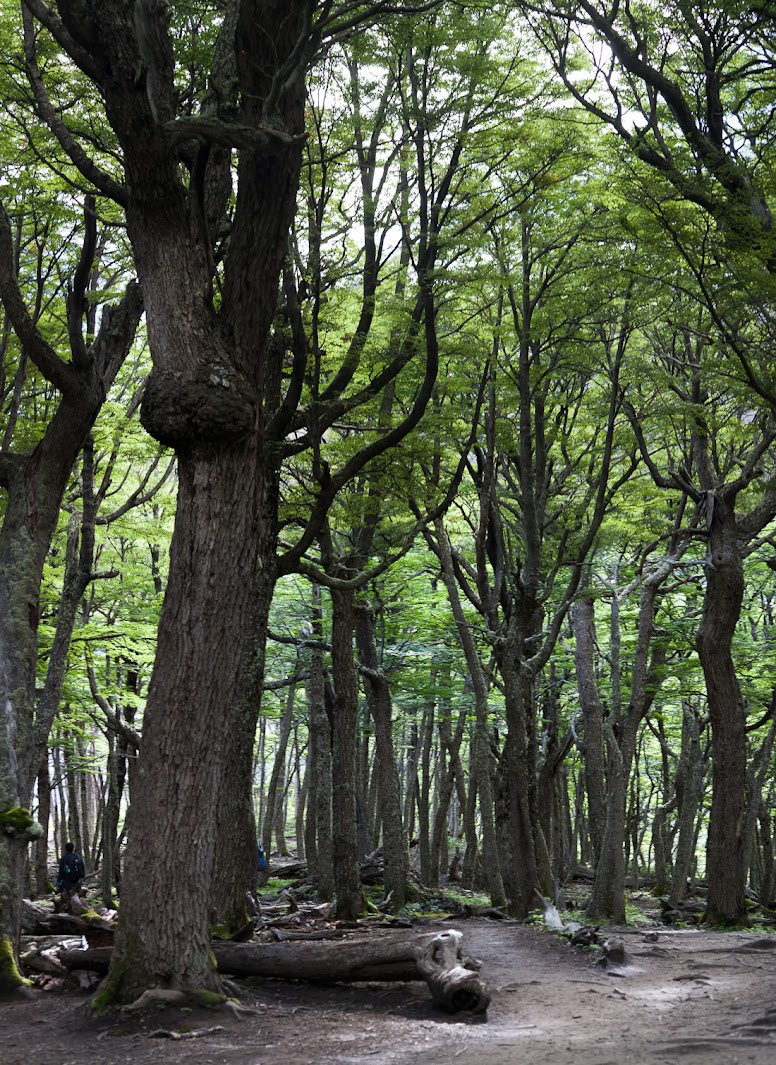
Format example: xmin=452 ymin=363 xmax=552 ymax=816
xmin=494 ymin=643 xmax=543 ymax=917
xmin=669 ymin=701 xmax=705 ymax=905
xmin=38 ymin=0 xmax=311 ymax=1000
xmin=696 ymin=495 xmax=748 ymax=925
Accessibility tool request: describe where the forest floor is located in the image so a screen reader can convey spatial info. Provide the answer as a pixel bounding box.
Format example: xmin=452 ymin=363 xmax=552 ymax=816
xmin=5 ymin=907 xmax=776 ymax=1065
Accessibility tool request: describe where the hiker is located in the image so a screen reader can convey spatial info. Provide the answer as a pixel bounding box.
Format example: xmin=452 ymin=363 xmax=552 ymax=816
xmin=257 ymin=841 xmax=269 ymax=887
xmin=56 ymin=841 xmax=85 ymax=902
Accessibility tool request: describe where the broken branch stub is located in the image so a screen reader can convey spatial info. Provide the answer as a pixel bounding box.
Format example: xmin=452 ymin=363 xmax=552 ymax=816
xmin=412 ymin=929 xmax=490 ymax=1014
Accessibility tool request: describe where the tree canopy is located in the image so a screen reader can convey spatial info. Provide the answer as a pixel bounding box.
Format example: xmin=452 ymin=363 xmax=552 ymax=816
xmin=1 ymin=0 xmax=775 ymax=1003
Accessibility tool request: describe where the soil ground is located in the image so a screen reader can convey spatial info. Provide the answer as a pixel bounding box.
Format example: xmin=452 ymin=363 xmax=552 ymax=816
xmin=4 ymin=918 xmax=776 ymax=1065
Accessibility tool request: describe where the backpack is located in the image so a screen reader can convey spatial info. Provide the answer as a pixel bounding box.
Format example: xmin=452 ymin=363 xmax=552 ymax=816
xmin=63 ymin=853 xmax=83 ymax=880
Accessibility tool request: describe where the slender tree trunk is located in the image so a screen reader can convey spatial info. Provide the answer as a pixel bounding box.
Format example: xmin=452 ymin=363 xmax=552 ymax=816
xmin=429 ymin=519 xmax=505 ymax=907
xmin=402 ymin=721 xmax=420 ymax=841
xmin=743 ymin=713 xmax=776 ymax=898
xmin=586 ymin=566 xmax=669 ymax=922
xmin=460 ymin=739 xmax=479 ymax=888
xmin=670 ymin=701 xmax=706 ymax=904
xmin=295 ymin=734 xmax=307 ymax=861
xmin=101 ymin=731 xmax=119 ymax=904
xmin=417 ymin=704 xmax=435 ymax=886
xmin=430 ymin=694 xmax=467 ymax=886
xmin=756 ymin=802 xmax=776 ymax=907
xmin=262 ymin=673 xmax=298 ymax=857
xmin=0 ymin=259 xmax=140 ymax=978
xmin=572 ymin=596 xmax=606 ymax=867
xmin=64 ymin=733 xmax=82 ymax=856
xmin=34 ymin=757 xmax=52 ymax=896
xmin=306 ymin=585 xmax=333 ymax=897
xmin=355 ymin=605 xmax=406 ymax=909
xmin=329 ymin=587 xmax=363 ymax=920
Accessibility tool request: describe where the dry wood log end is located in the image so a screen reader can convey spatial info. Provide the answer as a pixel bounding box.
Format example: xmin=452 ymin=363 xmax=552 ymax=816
xmin=413 ymin=930 xmax=490 ymax=1015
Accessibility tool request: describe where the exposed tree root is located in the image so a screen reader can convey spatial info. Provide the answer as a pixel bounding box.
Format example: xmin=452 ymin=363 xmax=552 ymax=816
xmin=122 ymin=988 xmax=189 ymax=1012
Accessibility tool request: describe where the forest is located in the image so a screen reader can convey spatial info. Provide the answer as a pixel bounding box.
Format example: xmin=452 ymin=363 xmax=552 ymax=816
xmin=1 ymin=0 xmax=776 ymax=1010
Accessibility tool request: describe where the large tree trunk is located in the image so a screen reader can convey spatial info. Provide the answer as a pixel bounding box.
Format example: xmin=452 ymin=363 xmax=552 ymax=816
xmin=696 ymin=495 xmax=748 ymax=925
xmin=113 ymin=448 xmax=272 ymax=996
xmin=494 ymin=645 xmax=543 ymax=918
xmin=79 ymin=0 xmax=308 ymax=1000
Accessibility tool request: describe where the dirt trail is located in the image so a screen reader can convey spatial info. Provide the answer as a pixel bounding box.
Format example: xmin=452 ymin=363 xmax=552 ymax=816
xmin=3 ymin=921 xmax=776 ymax=1064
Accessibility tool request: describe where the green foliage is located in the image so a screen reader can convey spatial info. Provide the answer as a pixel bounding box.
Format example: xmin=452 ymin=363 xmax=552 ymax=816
xmin=0 ymin=806 xmax=42 ymax=841
xmin=3 ymin=0 xmax=776 ymax=943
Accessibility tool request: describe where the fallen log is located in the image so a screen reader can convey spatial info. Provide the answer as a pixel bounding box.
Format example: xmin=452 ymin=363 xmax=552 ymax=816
xmin=20 ymin=934 xmax=85 ymax=976
xmin=59 ymin=929 xmax=489 ymax=1014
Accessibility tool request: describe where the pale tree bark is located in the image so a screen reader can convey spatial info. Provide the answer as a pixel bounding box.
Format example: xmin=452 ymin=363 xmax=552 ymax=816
xmin=572 ymin=595 xmax=606 ymax=867
xmin=262 ymin=668 xmax=299 ymax=857
xmin=669 ymin=699 xmax=706 ymax=905
xmin=429 ymin=666 xmax=468 ymax=886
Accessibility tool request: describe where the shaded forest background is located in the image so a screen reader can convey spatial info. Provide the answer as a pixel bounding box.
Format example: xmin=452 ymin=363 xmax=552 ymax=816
xmin=2 ymin=0 xmax=776 ymax=1002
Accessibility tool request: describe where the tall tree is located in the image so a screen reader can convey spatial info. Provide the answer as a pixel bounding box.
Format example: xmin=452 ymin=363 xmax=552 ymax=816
xmin=527 ymin=0 xmax=776 ymax=924
xmin=0 ymin=186 xmax=140 ymax=990
xmin=14 ymin=0 xmax=452 ymax=1002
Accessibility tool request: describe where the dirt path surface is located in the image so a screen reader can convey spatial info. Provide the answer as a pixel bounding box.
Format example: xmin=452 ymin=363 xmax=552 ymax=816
xmin=4 ymin=921 xmax=776 ymax=1064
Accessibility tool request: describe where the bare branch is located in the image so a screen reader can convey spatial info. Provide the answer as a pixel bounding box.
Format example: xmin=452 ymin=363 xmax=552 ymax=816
xmin=0 ymin=201 xmax=76 ymax=394
xmin=21 ymin=4 xmax=127 ymax=206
